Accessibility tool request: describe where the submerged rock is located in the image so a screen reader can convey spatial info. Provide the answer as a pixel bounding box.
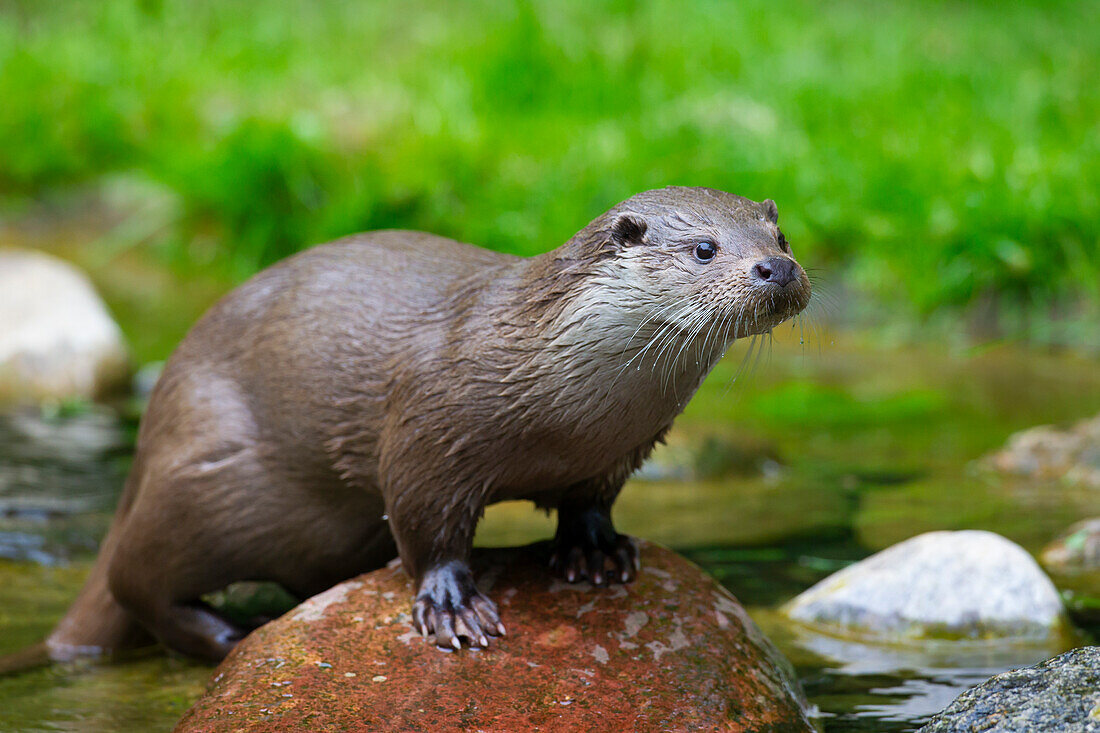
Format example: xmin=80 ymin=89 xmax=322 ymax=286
xmin=918 ymin=646 xmax=1100 ymax=732
xmin=1042 ymin=517 xmax=1100 ymax=575
xmin=783 ymin=530 xmax=1068 ymax=641
xmin=176 ymin=541 xmax=814 ymax=732
xmin=636 ymin=431 xmax=783 ymax=482
xmin=0 ymin=250 xmax=129 ymax=403
xmin=985 ymin=416 xmax=1100 ymax=488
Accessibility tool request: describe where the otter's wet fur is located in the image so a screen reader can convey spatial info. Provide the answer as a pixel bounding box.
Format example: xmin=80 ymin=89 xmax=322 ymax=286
xmin=42 ymin=186 xmax=810 ymax=660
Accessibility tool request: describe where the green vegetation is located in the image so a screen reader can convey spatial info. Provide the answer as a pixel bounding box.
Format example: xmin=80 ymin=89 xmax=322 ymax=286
xmin=2 ymin=0 xmax=1098 ymax=350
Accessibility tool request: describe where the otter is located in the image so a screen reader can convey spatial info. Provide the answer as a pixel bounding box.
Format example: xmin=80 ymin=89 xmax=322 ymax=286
xmin=43 ymin=186 xmax=810 ymax=660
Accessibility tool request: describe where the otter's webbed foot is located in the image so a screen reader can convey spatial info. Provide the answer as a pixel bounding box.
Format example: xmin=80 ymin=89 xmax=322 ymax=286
xmin=411 ymin=560 xmax=505 ymax=651
xmin=550 ymin=505 xmax=639 ymax=585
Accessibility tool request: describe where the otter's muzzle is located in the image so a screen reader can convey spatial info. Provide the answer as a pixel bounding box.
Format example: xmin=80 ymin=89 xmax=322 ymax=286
xmin=751 ymin=257 xmax=800 ymax=287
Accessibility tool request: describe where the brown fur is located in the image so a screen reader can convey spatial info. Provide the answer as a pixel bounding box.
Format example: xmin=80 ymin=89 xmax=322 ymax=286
xmin=44 ymin=186 xmax=810 ymax=660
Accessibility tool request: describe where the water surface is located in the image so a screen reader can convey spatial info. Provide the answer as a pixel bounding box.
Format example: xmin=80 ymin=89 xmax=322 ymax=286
xmin=1 ymin=333 xmax=1097 ymax=731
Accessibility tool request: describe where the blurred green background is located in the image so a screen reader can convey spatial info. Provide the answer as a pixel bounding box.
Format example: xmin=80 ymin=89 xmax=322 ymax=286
xmin=2 ymin=0 xmax=1097 ymax=362
xmin=2 ymin=4 xmax=1099 ymax=729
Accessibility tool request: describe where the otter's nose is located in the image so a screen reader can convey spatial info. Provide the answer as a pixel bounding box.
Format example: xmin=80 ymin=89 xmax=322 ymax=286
xmin=752 ymin=257 xmax=799 ymax=287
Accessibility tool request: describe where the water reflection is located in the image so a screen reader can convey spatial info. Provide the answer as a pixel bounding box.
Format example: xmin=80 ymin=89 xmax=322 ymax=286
xmin=856 ymin=674 xmax=994 ymax=724
xmin=0 ymin=407 xmax=128 ymax=563
xmin=788 ymin=623 xmax=1062 ymax=729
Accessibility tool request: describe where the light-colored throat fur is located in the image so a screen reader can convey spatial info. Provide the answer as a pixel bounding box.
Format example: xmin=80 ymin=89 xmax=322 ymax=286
xmin=540 ymin=260 xmax=731 ymax=418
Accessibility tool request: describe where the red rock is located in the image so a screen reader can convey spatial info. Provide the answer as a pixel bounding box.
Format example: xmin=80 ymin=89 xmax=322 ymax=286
xmin=176 ymin=541 xmax=813 ymax=732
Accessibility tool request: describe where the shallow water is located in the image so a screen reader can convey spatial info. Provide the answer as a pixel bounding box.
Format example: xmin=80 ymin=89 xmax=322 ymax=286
xmin=1 ymin=333 xmax=1098 ymax=732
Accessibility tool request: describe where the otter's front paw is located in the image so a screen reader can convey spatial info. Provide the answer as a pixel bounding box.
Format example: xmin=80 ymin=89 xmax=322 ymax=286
xmin=550 ymin=507 xmax=639 ymax=586
xmin=411 ymin=560 xmax=505 ymax=651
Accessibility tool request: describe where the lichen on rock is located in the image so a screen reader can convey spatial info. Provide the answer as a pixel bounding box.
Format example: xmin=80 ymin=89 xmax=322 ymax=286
xmin=918 ymin=646 xmax=1100 ymax=733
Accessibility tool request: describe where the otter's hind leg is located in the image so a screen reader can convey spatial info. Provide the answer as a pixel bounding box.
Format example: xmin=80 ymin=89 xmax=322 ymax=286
xmin=105 ymin=445 xmax=279 ymax=661
xmin=127 ymin=601 xmax=247 ymax=662
xmin=108 ymin=542 xmax=248 ymax=660
xmin=109 ymin=448 xmax=397 ymax=661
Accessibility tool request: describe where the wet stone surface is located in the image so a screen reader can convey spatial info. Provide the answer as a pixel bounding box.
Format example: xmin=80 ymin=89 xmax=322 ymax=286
xmin=917 ymin=646 xmax=1100 ymax=733
xmin=176 ymin=541 xmax=815 ymax=732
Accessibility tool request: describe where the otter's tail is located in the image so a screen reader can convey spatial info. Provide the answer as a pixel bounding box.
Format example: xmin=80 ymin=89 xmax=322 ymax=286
xmin=0 ymin=642 xmax=49 ymax=676
xmin=44 ymin=518 xmax=154 ymax=661
xmin=0 ymin=474 xmax=154 ymax=676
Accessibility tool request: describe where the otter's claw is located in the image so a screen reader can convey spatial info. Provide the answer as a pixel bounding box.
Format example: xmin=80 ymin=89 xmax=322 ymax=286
xmin=550 ymin=507 xmax=639 ymax=585
xmin=411 ymin=560 xmax=504 ymax=651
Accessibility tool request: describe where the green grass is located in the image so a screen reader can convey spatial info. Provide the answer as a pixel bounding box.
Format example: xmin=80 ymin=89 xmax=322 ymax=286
xmin=2 ymin=0 xmax=1098 ymax=327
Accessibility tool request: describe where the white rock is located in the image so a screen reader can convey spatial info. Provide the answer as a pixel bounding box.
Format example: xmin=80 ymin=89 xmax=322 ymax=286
xmin=0 ymin=249 xmax=128 ymax=402
xmin=783 ymin=530 xmax=1067 ymax=640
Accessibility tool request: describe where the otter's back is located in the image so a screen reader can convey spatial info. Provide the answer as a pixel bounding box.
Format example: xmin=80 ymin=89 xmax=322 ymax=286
xmin=137 ymin=231 xmax=519 ymax=481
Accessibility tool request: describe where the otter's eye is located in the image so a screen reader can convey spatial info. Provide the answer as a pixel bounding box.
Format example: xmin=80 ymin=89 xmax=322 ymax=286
xmin=778 ymin=232 xmax=790 ymax=253
xmin=694 ymin=241 xmax=717 ymax=263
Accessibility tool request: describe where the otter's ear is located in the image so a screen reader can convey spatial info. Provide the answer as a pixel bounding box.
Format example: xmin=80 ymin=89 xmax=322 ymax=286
xmin=610 ymin=212 xmax=648 ymax=246
xmin=763 ymin=199 xmax=779 ymax=224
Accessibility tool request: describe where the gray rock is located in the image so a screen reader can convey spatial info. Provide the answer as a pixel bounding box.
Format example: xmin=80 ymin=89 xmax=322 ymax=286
xmin=0 ymin=250 xmax=128 ymax=403
xmin=783 ymin=530 xmax=1068 ymax=640
xmin=1042 ymin=517 xmax=1100 ymax=575
xmin=918 ymin=646 xmax=1100 ymax=732
xmin=985 ymin=416 xmax=1100 ymax=488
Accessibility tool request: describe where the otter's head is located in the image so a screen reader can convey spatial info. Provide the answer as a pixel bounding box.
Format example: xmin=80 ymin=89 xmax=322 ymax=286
xmin=587 ymin=186 xmax=811 ymax=346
